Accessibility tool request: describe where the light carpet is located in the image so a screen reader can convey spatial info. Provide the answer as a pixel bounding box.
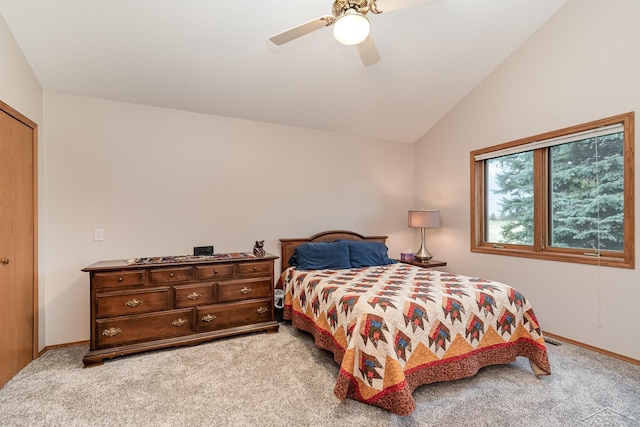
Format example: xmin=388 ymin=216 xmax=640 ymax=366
xmin=0 ymin=323 xmax=638 ymax=426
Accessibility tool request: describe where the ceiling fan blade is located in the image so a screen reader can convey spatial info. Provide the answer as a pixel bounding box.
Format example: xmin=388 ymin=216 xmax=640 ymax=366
xmin=269 ymin=17 xmax=333 ymax=46
xmin=356 ymin=36 xmax=381 ymax=67
xmin=375 ymin=0 xmax=435 ymax=13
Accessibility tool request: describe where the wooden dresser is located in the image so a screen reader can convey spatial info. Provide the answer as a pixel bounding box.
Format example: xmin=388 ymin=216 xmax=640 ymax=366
xmin=82 ymin=253 xmax=279 ymax=367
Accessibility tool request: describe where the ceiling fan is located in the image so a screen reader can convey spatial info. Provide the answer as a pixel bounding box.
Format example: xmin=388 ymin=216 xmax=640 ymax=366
xmin=269 ymin=0 xmax=431 ymax=66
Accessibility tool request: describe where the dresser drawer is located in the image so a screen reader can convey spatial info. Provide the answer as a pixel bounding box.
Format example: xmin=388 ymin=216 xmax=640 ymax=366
xmin=174 ymin=283 xmax=214 ymax=308
xmin=196 ymin=299 xmax=272 ymax=331
xmin=237 ymin=261 xmax=272 ymax=277
xmin=95 ymin=309 xmax=193 ymax=348
xmin=148 ymin=266 xmax=193 ymax=283
xmin=94 ymin=270 xmax=144 ymax=289
xmin=218 ymin=278 xmax=272 ymax=303
xmin=195 ymin=264 xmax=234 ymax=280
xmin=96 ymin=287 xmax=171 ymax=318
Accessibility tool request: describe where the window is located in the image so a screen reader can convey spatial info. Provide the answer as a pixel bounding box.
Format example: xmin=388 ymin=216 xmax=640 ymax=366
xmin=471 ymin=112 xmax=634 ymax=268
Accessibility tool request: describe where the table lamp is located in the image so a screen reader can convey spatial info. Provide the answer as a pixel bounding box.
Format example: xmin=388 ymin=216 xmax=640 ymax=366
xmin=408 ymin=210 xmax=440 ymax=261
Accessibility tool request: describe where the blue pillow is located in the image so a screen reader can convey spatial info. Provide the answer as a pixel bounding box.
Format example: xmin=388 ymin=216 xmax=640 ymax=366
xmin=340 ymin=240 xmax=397 ymax=268
xmin=290 ymin=241 xmax=351 ymax=270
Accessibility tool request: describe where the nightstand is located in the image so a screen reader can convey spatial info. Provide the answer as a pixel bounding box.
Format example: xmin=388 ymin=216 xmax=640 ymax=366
xmin=398 ymin=259 xmax=447 ymax=268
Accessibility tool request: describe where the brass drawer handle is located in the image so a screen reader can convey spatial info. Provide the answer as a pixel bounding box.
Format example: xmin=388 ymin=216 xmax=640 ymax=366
xmin=125 ymin=298 xmax=143 ymax=307
xmin=202 ymin=314 xmax=217 ymax=322
xmin=2 ymin=258 xmax=10 ymax=265
xmin=169 ymin=273 xmax=174 ymax=277
xmin=239 ymin=287 xmax=252 ymax=294
xmin=214 ymin=270 xmax=218 ymax=274
xmin=253 ymin=267 xmax=257 ymax=271
xmin=102 ymin=327 xmax=122 ymax=337
xmin=172 ymin=318 xmax=188 ymax=327
xmin=186 ymin=292 xmax=201 ymax=300
xmin=256 ymin=307 xmax=268 ymax=314
xmin=118 ymin=277 xmax=123 ymax=281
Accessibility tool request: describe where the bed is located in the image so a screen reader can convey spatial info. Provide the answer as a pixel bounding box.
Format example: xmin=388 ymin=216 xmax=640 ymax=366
xmin=278 ymin=230 xmax=550 ymax=416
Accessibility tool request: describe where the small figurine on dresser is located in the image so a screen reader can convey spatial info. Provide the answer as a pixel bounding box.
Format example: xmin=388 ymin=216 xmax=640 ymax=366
xmin=253 ymin=240 xmax=266 ymax=257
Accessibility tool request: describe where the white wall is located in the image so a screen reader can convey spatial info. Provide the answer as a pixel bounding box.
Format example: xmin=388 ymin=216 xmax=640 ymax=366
xmin=0 ymin=13 xmax=46 ymax=350
xmin=43 ymin=93 xmax=415 ymax=346
xmin=0 ymin=14 xmax=42 ymax=123
xmin=415 ymin=0 xmax=640 ymax=360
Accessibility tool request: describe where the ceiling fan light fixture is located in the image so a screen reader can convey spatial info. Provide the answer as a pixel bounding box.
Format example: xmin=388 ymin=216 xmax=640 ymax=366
xmin=332 ymin=9 xmax=370 ymax=45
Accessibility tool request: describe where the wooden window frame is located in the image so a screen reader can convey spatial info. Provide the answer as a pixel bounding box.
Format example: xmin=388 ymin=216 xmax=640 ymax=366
xmin=470 ymin=112 xmax=635 ymax=269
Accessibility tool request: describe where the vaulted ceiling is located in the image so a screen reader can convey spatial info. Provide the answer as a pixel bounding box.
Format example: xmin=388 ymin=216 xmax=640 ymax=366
xmin=0 ymin=0 xmax=566 ymax=142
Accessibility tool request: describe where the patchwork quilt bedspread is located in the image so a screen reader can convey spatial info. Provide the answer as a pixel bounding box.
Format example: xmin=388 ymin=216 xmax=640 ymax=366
xmin=280 ymin=263 xmax=551 ymax=415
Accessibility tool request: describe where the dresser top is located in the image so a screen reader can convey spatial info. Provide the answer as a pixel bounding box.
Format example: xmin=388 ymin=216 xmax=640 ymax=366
xmin=82 ymin=252 xmax=278 ymax=272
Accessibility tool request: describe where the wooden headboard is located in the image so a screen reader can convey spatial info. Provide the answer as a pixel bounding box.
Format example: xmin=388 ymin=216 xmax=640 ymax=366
xmin=279 ymin=230 xmax=388 ymax=273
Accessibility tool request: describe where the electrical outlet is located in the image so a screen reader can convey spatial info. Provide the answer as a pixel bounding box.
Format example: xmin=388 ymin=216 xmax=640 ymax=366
xmin=94 ymin=228 xmax=104 ymax=241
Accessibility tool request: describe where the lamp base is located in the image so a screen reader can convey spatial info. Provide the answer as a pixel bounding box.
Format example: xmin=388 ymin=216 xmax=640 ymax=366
xmin=414 ymin=227 xmax=433 ymax=261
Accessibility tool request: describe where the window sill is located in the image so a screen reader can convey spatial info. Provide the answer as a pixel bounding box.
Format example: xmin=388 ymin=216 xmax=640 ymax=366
xmin=471 ymin=246 xmax=634 ymax=269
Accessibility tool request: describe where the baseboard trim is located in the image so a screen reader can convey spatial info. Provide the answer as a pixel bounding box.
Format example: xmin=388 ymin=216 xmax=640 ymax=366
xmin=38 ymin=340 xmax=89 ymax=357
xmin=37 ymin=334 xmax=639 ymax=367
xmin=543 ymin=331 xmax=639 ymax=366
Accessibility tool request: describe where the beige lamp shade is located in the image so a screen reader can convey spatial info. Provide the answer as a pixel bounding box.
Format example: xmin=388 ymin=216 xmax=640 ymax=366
xmin=408 ymin=210 xmax=440 ymax=229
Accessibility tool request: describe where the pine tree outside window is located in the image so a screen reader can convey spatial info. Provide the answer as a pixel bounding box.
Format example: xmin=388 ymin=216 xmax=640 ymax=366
xmin=470 ymin=112 xmax=634 ymax=268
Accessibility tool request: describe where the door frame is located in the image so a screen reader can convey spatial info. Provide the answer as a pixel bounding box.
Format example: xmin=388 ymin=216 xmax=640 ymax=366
xmin=1 ymin=99 xmax=38 ymax=359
